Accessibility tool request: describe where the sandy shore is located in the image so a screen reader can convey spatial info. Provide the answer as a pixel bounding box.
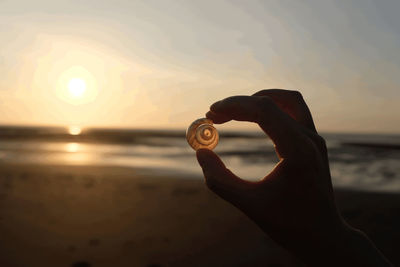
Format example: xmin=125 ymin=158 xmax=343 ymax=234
xmin=0 ymin=164 xmax=398 ymax=267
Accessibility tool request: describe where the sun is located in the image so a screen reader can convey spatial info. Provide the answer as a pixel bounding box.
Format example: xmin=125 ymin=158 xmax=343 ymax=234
xmin=56 ymin=66 xmax=98 ymax=105
xmin=68 ymin=125 xmax=82 ymax=135
xmin=68 ymin=78 xmax=86 ymax=98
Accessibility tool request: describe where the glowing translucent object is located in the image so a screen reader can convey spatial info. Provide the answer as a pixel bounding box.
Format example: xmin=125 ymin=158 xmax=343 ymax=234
xmin=186 ymin=118 xmax=219 ymax=150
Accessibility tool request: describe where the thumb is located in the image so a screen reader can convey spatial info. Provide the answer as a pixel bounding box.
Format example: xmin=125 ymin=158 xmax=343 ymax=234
xmin=196 ymin=149 xmax=253 ymax=201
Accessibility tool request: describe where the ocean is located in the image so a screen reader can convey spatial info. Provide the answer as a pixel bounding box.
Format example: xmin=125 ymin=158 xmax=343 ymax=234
xmin=0 ymin=126 xmax=399 ymax=192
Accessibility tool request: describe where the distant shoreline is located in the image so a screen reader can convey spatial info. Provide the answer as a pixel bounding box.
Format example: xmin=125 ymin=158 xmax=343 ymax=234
xmin=342 ymin=142 xmax=400 ymax=150
xmin=0 ymin=125 xmax=399 ymax=145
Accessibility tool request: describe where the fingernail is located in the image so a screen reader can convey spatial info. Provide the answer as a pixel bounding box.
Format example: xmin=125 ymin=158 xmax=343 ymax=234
xmin=210 ymin=101 xmax=222 ymax=111
xmin=205 ymin=111 xmax=214 ymax=119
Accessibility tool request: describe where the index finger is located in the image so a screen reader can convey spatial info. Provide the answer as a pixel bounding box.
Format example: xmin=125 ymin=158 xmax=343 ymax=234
xmin=207 ymin=95 xmax=307 ymax=158
xmin=252 ymin=89 xmax=316 ymax=132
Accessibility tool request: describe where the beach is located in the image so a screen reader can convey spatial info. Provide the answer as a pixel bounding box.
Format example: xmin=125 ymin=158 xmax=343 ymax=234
xmin=1 ymin=163 xmax=399 ymax=267
xmin=2 ymin=0 xmax=400 ymax=265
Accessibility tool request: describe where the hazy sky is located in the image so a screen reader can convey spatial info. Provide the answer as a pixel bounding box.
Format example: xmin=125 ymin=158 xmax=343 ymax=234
xmin=1 ymin=0 xmax=399 ymax=133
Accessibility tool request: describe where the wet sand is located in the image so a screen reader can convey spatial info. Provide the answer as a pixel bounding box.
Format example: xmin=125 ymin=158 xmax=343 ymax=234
xmin=0 ymin=164 xmax=398 ymax=267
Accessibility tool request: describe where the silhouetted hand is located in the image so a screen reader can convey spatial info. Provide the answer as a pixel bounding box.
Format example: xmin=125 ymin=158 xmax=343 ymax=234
xmin=197 ymin=89 xmax=392 ymax=266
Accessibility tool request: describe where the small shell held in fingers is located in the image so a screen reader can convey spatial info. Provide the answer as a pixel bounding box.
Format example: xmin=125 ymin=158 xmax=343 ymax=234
xmin=186 ymin=118 xmax=219 ymax=150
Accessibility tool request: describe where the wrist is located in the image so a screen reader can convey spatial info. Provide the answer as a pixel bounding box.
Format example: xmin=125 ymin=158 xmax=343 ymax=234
xmin=297 ymin=220 xmax=392 ymax=267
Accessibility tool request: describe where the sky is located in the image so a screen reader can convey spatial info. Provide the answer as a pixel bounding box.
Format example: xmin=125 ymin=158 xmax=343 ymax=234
xmin=0 ymin=0 xmax=400 ymax=133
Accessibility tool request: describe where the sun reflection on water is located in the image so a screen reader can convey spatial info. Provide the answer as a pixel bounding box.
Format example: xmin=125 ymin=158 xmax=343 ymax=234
xmin=65 ymin=142 xmax=79 ymax=153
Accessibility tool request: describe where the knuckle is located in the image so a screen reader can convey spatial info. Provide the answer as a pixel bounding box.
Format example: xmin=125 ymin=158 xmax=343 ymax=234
xmin=310 ymin=134 xmax=328 ymax=154
xmin=254 ymin=89 xmax=268 ymax=95
xmin=256 ymin=96 xmax=275 ymax=108
xmin=315 ymin=134 xmax=327 ymax=149
xmin=253 ymin=89 xmax=272 ymax=96
xmin=289 ymin=90 xmax=303 ymax=100
xmin=258 ymin=95 xmax=273 ymax=103
xmin=255 ymin=96 xmax=277 ymax=120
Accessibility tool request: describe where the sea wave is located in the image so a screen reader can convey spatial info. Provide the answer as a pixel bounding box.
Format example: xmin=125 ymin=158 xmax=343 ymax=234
xmin=0 ymin=126 xmax=399 ymax=192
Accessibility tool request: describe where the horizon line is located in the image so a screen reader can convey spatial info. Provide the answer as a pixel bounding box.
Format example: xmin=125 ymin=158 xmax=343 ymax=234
xmin=0 ymin=123 xmax=399 ymax=136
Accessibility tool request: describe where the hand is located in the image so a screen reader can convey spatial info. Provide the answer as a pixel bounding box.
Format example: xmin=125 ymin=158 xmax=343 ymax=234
xmin=196 ymin=89 xmax=392 ymax=266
